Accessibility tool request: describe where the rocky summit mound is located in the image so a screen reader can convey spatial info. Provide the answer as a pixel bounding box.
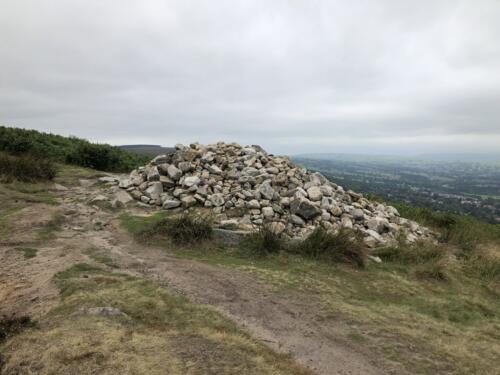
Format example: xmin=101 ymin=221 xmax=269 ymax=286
xmin=118 ymin=142 xmax=433 ymax=246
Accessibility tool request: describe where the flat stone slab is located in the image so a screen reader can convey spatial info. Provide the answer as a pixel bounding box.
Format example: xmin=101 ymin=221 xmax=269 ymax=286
xmin=213 ymin=228 xmax=252 ymax=246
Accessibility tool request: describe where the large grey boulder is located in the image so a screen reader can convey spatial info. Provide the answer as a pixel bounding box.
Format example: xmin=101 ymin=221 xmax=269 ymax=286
xmin=307 ymin=186 xmax=323 ymax=201
xmin=163 ymin=199 xmax=181 ymax=209
xmin=181 ymin=195 xmax=197 ymax=208
xmin=258 ymin=180 xmax=275 ymax=200
xmin=114 ymin=190 xmax=133 ymax=205
xmin=290 ymin=197 xmax=321 ymax=220
xmin=145 ymin=182 xmax=163 ymax=200
xmin=183 ymin=176 xmax=201 ymax=188
xmin=119 ymin=178 xmax=134 ymax=189
xmin=209 ymin=193 xmax=225 ymax=207
xmin=352 ymin=208 xmax=365 ymax=221
xmin=167 ymin=165 xmax=183 ymax=180
xmin=147 ymin=166 xmax=160 ymax=181
xmin=366 ymin=217 xmax=390 ymax=234
xmin=160 ymin=175 xmax=176 ymax=189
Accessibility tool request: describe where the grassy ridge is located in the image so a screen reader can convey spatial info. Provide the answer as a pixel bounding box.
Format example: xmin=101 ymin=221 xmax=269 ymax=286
xmin=0 ymin=126 xmax=149 ymax=172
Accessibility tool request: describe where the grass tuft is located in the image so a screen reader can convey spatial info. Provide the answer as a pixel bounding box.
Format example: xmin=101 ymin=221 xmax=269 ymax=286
xmin=133 ymin=213 xmax=213 ymax=245
xmin=14 ymin=247 xmax=38 ymax=259
xmin=463 ymin=249 xmax=500 ymax=282
xmin=239 ymin=225 xmax=284 ymax=256
xmin=375 ymin=241 xmax=445 ymax=265
xmin=292 ymin=227 xmax=367 ymax=268
xmin=84 ymin=247 xmax=118 ymax=268
xmin=414 ymin=259 xmax=452 ymax=282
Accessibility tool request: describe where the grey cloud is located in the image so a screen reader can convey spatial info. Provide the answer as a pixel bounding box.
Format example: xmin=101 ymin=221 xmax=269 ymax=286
xmin=1 ymin=0 xmax=500 ymax=154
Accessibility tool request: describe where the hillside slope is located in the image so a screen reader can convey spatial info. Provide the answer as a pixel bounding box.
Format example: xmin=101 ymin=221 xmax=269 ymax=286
xmin=1 ymin=164 xmax=499 ymax=374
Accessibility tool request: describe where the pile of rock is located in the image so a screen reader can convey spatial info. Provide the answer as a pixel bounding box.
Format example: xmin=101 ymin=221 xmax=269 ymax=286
xmin=118 ymin=142 xmax=433 ymax=247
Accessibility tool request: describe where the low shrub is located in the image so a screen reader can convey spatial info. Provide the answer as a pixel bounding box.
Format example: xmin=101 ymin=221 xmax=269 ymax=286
xmin=139 ymin=213 xmax=213 ymax=245
xmin=65 ymin=142 xmax=147 ymax=172
xmin=0 ymin=316 xmax=34 ymax=344
xmin=0 ymin=152 xmax=56 ymax=182
xmin=239 ymin=225 xmax=284 ymax=256
xmin=293 ymin=227 xmax=367 ymax=268
xmin=0 ymin=126 xmax=148 ymax=173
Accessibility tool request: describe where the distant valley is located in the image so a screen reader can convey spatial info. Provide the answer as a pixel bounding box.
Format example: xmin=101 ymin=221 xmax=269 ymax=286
xmin=293 ymin=154 xmax=500 ymax=224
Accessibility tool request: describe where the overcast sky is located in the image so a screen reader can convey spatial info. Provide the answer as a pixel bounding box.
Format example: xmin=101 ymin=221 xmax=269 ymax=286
xmin=1 ymin=1 xmax=499 ymax=155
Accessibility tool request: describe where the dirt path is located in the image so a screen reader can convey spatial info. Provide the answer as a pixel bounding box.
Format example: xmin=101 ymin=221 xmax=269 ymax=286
xmin=1 ymin=178 xmax=404 ymax=375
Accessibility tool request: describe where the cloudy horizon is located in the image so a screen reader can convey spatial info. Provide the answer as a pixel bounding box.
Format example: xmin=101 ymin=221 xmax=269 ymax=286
xmin=1 ymin=1 xmax=499 ymax=155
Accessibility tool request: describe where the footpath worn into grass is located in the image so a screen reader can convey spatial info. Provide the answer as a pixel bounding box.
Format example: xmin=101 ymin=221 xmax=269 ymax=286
xmin=1 ymin=263 xmax=309 ymax=375
xmin=121 ymin=210 xmax=500 ymax=375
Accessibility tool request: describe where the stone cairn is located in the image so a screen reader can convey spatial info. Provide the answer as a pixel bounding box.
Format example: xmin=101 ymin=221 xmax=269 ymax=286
xmin=118 ymin=142 xmax=433 ymax=247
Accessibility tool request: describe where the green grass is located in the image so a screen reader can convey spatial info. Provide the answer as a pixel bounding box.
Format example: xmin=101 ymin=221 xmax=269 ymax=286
xmin=0 ymin=181 xmax=58 ymax=206
xmin=1 ymin=263 xmax=310 ymax=375
xmin=119 ymin=212 xmax=500 ymax=374
xmin=0 ymin=206 xmax=22 ymax=239
xmin=84 ymin=247 xmax=118 ymax=268
xmin=394 ymin=203 xmax=500 ymax=249
xmin=120 ymin=212 xmax=169 ymax=237
xmin=121 ymin=212 xmax=213 ymax=245
xmin=290 ymin=227 xmax=367 ymax=268
xmin=54 ymin=163 xmax=107 ymax=186
xmin=239 ymin=225 xmax=284 ymax=256
xmin=13 ymin=247 xmax=38 ymax=259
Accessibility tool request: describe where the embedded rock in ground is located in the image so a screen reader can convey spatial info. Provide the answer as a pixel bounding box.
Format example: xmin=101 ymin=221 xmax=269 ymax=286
xmin=90 ymin=195 xmax=109 ymax=203
xmin=163 ymin=199 xmax=181 ymax=209
xmin=118 ymin=178 xmax=134 ymax=189
xmin=114 ymin=190 xmax=133 ymax=205
xmin=120 ymin=141 xmax=433 ymax=245
xmin=83 ymin=307 xmax=128 ymax=318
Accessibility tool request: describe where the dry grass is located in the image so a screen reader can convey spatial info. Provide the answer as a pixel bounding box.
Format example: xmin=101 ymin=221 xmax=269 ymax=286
xmin=164 ymin=239 xmax=500 ymax=375
xmin=0 ymin=264 xmax=310 ymax=375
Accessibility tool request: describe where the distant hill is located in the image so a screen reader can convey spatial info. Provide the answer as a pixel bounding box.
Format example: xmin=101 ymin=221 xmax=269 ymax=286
xmin=119 ymin=144 xmax=174 ymax=157
xmin=294 ymin=152 xmax=500 ymax=163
